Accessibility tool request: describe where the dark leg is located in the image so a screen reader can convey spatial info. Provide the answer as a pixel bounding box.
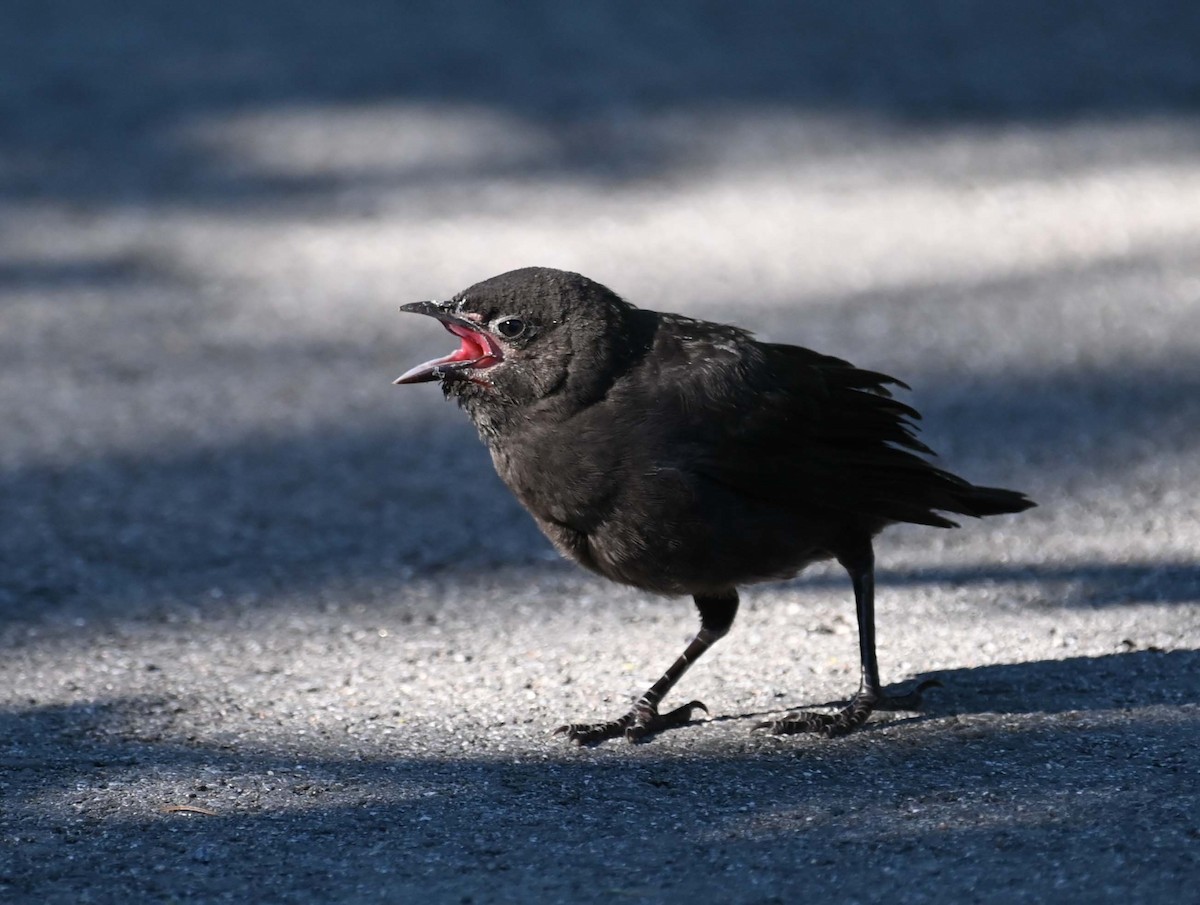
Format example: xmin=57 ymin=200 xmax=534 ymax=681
xmin=756 ymin=541 xmax=937 ymax=738
xmin=555 ymin=589 xmax=739 ymax=745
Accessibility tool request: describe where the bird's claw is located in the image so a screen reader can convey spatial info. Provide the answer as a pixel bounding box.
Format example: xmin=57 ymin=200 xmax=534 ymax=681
xmin=554 ymin=699 xmax=708 ymax=745
xmin=753 ymin=680 xmax=940 ymax=738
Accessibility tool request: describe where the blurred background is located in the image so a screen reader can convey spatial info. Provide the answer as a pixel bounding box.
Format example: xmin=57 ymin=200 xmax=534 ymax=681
xmin=3 ymin=1 xmax=1199 ymax=624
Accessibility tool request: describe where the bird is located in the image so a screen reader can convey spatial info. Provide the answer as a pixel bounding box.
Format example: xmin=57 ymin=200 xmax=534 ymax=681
xmin=394 ymin=267 xmax=1034 ymax=744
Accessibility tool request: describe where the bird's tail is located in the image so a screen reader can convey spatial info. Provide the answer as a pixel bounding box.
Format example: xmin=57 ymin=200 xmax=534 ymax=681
xmin=957 ymin=484 xmax=1036 ymax=518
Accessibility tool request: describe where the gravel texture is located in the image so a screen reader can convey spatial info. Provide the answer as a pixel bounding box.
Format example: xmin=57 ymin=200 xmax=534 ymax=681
xmin=1 ymin=3 xmax=1198 ymax=903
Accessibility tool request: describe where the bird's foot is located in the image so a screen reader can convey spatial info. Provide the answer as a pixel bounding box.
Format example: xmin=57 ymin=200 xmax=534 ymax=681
xmin=554 ymin=698 xmax=708 ymax=745
xmin=754 ymin=694 xmax=875 ymax=738
xmin=753 ymin=679 xmax=941 ymax=738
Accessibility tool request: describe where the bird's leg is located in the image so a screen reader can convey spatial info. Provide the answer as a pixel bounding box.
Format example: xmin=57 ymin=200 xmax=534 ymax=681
xmin=756 ymin=542 xmax=938 ymax=738
xmin=555 ymin=590 xmax=739 ymax=745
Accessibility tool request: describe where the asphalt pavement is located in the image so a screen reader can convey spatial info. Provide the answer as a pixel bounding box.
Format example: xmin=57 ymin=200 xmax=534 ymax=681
xmin=1 ymin=4 xmax=1198 ymax=903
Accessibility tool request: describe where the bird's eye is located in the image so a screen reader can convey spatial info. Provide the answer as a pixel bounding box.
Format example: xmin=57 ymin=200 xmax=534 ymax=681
xmin=494 ymin=317 xmax=527 ymax=339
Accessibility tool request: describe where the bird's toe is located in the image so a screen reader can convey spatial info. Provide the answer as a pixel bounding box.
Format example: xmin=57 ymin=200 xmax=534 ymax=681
xmin=556 ymin=700 xmax=709 ymax=746
xmin=553 ymin=719 xmax=630 ymax=745
xmin=753 ymin=694 xmax=876 ymax=738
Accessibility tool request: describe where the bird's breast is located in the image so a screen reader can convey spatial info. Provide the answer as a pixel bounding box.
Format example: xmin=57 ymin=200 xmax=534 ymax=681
xmin=486 ymin=426 xmax=618 ymax=531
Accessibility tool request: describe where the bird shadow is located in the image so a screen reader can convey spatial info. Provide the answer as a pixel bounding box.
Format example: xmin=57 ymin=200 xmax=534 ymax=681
xmin=717 ymin=649 xmax=1199 ymax=728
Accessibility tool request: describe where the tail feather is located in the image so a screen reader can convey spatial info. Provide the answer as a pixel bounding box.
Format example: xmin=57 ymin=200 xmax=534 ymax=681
xmin=956 ymin=484 xmax=1036 ymax=518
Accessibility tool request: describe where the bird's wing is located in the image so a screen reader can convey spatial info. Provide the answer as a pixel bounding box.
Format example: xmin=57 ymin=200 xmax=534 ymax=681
xmin=674 ymin=340 xmax=980 ymax=528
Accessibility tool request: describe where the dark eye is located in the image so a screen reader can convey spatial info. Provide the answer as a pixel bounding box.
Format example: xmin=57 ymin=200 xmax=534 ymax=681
xmin=495 ymin=317 xmax=527 ymax=339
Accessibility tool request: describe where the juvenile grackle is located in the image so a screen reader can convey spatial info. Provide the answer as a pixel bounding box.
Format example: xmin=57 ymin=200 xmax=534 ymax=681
xmin=395 ymin=267 xmax=1034 ymax=743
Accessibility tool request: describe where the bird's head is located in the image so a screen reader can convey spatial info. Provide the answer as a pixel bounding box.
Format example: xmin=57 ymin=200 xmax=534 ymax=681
xmin=395 ymin=267 xmax=636 ymax=411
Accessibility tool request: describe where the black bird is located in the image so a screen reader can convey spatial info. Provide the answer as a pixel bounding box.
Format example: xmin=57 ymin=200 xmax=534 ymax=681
xmin=395 ymin=267 xmax=1034 ymax=743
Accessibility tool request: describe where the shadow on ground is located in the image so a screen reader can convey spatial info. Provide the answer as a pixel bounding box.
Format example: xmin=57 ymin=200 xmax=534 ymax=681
xmin=914 ymin=649 xmax=1200 ymax=712
xmin=717 ymin=649 xmax=1199 ymax=727
xmin=3 ymin=2 xmax=1200 ymax=210
xmin=1 ymin=650 xmax=1196 ymax=902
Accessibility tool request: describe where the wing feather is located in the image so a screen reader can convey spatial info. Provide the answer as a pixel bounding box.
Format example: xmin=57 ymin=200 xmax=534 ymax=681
xmin=665 ymin=337 xmax=1011 ymax=527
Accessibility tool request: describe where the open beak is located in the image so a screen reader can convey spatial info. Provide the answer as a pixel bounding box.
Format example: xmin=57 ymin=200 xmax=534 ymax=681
xmin=394 ymin=300 xmax=504 ymax=384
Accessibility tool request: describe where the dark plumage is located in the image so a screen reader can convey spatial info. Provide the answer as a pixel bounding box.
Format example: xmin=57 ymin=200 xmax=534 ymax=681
xmin=396 ymin=267 xmax=1034 ymax=742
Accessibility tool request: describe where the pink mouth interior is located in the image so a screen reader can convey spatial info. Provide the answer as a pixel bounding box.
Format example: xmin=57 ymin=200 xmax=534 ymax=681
xmin=443 ymin=323 xmax=501 ymax=368
xmin=395 ymin=320 xmax=504 ymax=384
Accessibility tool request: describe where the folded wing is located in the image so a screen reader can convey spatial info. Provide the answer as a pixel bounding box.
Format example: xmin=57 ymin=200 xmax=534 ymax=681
xmin=666 ymin=334 xmax=1032 ymax=529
